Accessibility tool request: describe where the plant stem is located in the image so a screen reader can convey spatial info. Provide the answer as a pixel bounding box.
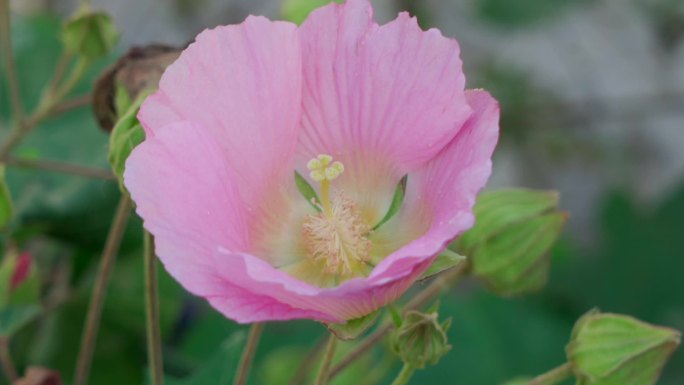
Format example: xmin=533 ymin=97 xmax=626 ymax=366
xmin=233 ymin=323 xmax=264 ymax=385
xmin=144 ymin=231 xmax=164 ymax=385
xmin=0 ymin=337 xmax=18 ymax=382
xmin=50 ymin=94 xmax=92 ymax=116
xmin=5 ymin=156 xmax=115 ymax=180
xmin=73 ymin=196 xmax=132 ymax=385
xmin=390 ymin=364 xmax=415 ymax=385
xmin=0 ymin=0 xmax=25 ymax=125
xmin=0 ymin=55 xmax=89 ymax=160
xmin=328 ymin=262 xmax=468 ymax=380
xmin=313 ymin=334 xmax=338 ymax=385
xmin=527 ymin=362 xmax=573 ymax=385
xmin=288 ymin=335 xmax=326 ymax=385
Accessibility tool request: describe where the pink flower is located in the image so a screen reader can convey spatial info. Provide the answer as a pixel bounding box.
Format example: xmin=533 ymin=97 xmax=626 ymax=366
xmin=124 ymin=0 xmax=499 ymax=323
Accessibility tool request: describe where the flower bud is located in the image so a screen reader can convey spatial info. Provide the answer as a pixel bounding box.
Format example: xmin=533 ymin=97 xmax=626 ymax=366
xmin=453 ymin=188 xmax=566 ymax=296
xmin=61 ymin=5 xmax=119 ymax=59
xmin=566 ymin=310 xmax=681 ymax=385
xmin=14 ymin=366 xmax=62 ymax=385
xmin=10 ymin=252 xmax=32 ymax=293
xmin=390 ymin=309 xmax=452 ymax=369
xmin=93 ymin=45 xmax=183 ymax=131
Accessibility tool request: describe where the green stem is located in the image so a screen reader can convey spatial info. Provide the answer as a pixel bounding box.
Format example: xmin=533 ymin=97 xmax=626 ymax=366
xmin=0 ymin=55 xmax=90 ymax=160
xmin=233 ymin=323 xmax=264 ymax=385
xmin=5 ymin=156 xmax=115 ymax=180
xmin=73 ymin=196 xmax=132 ymax=385
xmin=527 ymin=362 xmax=573 ymax=385
xmin=313 ymin=334 xmax=338 ymax=385
xmin=144 ymin=231 xmax=164 ymax=385
xmin=0 ymin=0 xmax=25 ymax=125
xmin=390 ymin=364 xmax=415 ymax=385
xmin=0 ymin=337 xmax=18 ymax=382
xmin=328 ymin=262 xmax=468 ymax=381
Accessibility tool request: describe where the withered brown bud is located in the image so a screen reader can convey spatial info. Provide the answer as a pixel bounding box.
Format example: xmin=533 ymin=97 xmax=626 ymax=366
xmin=93 ymin=44 xmax=183 ymax=131
xmin=13 ymin=367 xmax=61 ymax=385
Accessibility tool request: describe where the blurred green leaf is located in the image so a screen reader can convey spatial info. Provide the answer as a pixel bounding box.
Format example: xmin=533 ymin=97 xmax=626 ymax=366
xmin=61 ymin=6 xmax=119 ymax=59
xmin=326 ymin=310 xmax=380 ymax=340
xmin=502 ymin=379 xmax=530 ymax=385
xmin=282 ymin=0 xmax=342 ymax=24
xmin=0 ymin=167 xmax=13 ymax=230
xmin=160 ymin=332 xmax=246 ymax=385
xmin=0 ymin=304 xmax=40 ymax=337
xmin=476 ymin=0 xmax=587 ymax=28
xmin=567 ymin=310 xmax=680 ymax=385
xmin=420 ymin=249 xmax=466 ymax=281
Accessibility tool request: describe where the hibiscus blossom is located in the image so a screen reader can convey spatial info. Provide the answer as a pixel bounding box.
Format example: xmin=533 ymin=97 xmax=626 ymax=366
xmin=124 ymin=0 xmax=499 ymax=323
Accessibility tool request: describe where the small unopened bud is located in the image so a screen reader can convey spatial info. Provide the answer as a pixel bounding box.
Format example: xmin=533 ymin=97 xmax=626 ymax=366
xmin=10 ymin=252 xmax=32 ymax=293
xmin=566 ymin=310 xmax=681 ymax=385
xmin=453 ymin=188 xmax=566 ymax=296
xmin=14 ymin=366 xmax=62 ymax=385
xmin=390 ymin=310 xmax=452 ymax=369
xmin=61 ymin=5 xmax=119 ymax=59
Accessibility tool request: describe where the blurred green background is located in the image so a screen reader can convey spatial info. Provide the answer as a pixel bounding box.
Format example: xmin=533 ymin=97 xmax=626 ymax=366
xmin=1 ymin=0 xmax=683 ymax=384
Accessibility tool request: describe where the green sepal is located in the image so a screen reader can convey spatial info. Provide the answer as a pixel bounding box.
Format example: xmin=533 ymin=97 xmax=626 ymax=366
xmin=325 ymin=310 xmax=381 ymax=340
xmin=373 ymin=175 xmax=408 ymax=231
xmin=419 ymin=249 xmax=467 ymax=281
xmin=0 ymin=253 xmax=41 ymax=337
xmin=108 ymin=87 xmax=153 ymax=191
xmin=567 ymin=310 xmax=681 ymax=385
xmin=0 ymin=305 xmax=41 ymax=337
xmin=61 ymin=5 xmax=119 ymax=59
xmin=294 ymin=171 xmax=322 ymax=212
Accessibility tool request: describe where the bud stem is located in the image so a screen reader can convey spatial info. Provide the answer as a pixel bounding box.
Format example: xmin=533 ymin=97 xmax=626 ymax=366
xmin=0 ymin=337 xmax=18 ymax=382
xmin=74 ymin=196 xmax=132 ymax=385
xmin=527 ymin=362 xmax=573 ymax=385
xmin=233 ymin=322 xmax=264 ymax=385
xmin=390 ymin=363 xmax=415 ymax=385
xmin=314 ymin=333 xmax=338 ymax=385
xmin=144 ymin=231 xmax=164 ymax=385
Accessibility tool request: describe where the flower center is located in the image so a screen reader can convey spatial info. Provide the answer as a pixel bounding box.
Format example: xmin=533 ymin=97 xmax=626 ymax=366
xmin=302 ymin=155 xmax=372 ymax=277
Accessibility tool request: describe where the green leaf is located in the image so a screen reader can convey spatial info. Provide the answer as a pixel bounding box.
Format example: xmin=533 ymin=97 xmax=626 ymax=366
xmin=0 ymin=304 xmax=41 ymax=337
xmin=282 ymin=0 xmax=343 ymax=24
xmin=294 ymin=171 xmax=321 ymax=212
xmin=0 ymin=167 xmax=13 ymax=230
xmin=567 ymin=310 xmax=681 ymax=385
xmin=154 ymin=332 xmax=246 ymax=385
xmin=501 ymin=378 xmax=530 ymax=385
xmin=61 ymin=6 xmax=119 ymax=59
xmin=108 ymin=88 xmax=153 ymax=190
xmin=373 ymin=175 xmax=407 ymax=231
xmin=326 ymin=310 xmax=381 ymax=340
xmin=419 ymin=249 xmax=467 ymax=281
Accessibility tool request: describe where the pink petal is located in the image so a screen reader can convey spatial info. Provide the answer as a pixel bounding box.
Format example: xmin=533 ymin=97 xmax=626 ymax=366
xmin=297 ymin=0 xmax=470 ymax=177
xmin=138 ymin=16 xmax=302 ymax=216
xmin=369 ymin=90 xmax=500 ymax=284
xmin=125 ymin=121 xmax=250 ymax=296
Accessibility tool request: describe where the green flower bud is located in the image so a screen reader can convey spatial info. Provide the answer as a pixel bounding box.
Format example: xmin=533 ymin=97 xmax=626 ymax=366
xmin=390 ymin=310 xmax=452 ymax=369
xmin=61 ymin=5 xmax=119 ymax=59
xmin=566 ymin=310 xmax=681 ymax=385
xmin=453 ymin=188 xmax=566 ymax=296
